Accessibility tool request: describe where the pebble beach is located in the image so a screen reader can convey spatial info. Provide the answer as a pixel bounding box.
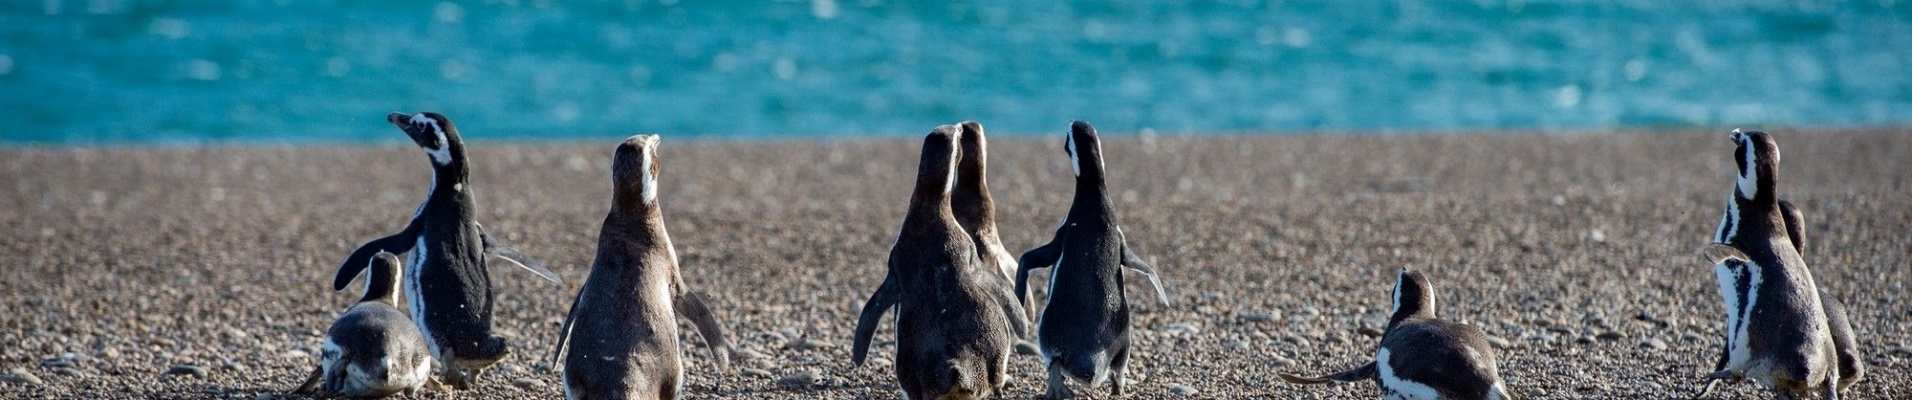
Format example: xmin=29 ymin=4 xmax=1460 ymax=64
xmin=2 ymin=129 xmax=1908 ymax=399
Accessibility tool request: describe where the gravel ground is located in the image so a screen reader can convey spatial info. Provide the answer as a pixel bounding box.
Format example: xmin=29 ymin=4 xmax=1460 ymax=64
xmin=2 ymin=129 xmax=1908 ymax=399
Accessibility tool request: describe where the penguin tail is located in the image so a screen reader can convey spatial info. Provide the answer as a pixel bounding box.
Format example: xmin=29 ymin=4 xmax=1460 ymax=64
xmin=932 ymin=360 xmax=981 ymax=400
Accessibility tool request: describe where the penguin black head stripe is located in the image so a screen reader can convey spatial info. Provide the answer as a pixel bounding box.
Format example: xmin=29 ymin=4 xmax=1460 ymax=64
xmin=612 ymin=134 xmax=663 ymax=207
xmin=387 ymin=112 xmax=461 ymax=165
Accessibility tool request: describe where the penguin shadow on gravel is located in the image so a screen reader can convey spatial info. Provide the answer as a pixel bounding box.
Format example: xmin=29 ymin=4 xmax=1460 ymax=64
xmin=1278 ymin=268 xmax=1515 ymax=400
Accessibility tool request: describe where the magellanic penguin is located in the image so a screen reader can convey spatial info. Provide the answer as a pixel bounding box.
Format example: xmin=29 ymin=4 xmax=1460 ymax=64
xmin=1013 ymin=120 xmax=1171 ymax=399
xmin=296 ymin=251 xmax=433 ymax=397
xmin=1278 ymin=269 xmax=1515 ymax=400
xmin=554 ymin=134 xmax=733 ymax=400
xmin=949 ymin=121 xmax=1036 ymax=352
xmin=331 ymin=111 xmax=562 ymax=389
xmin=1695 ymin=129 xmax=1843 ymax=399
xmin=1696 ymin=197 xmax=1863 ymax=398
xmin=850 ymin=125 xmax=1016 ymax=400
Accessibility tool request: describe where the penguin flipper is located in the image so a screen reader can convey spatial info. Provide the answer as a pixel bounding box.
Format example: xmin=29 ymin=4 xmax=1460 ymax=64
xmin=292 ymin=364 xmax=322 ymax=393
xmin=1277 ymin=361 xmax=1375 ymax=384
xmin=1014 ymin=242 xmax=1061 ymax=307
xmin=1820 ymin=288 xmax=1865 ymax=386
xmin=675 ymin=289 xmax=733 ymax=369
xmin=850 ymin=274 xmax=898 ymax=368
xmin=990 ymin=279 xmax=1033 ymax=340
xmin=1120 ymin=245 xmax=1171 ymax=307
xmin=333 ymin=228 xmax=418 ymax=291
xmin=478 ymin=224 xmax=562 ymax=284
xmin=1699 ymin=243 xmax=1749 ymax=265
xmin=552 ymin=287 xmax=586 ymax=367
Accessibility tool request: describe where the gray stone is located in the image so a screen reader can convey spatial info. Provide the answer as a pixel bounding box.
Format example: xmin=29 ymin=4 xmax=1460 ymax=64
xmin=512 ymin=378 xmax=540 ymax=390
xmin=1596 ymin=331 xmax=1625 ymax=341
xmin=1485 ymin=335 xmax=1513 ymax=349
xmin=1239 ymin=311 xmax=1280 ymax=323
xmin=1640 ymin=338 xmax=1669 ymax=350
xmin=1169 ymin=384 xmax=1198 ymax=395
xmin=776 ymin=371 xmax=817 ymax=389
xmin=742 ymin=368 xmax=774 ymax=379
xmin=163 ymin=364 xmax=207 ymax=378
xmin=1165 ymin=322 xmax=1200 ymax=336
xmin=2 ymin=367 xmax=44 ymax=386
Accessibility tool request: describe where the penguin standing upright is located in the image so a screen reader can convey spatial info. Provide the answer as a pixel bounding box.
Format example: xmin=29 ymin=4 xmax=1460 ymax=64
xmin=331 ymin=112 xmax=561 ymax=388
xmin=1697 ymin=129 xmax=1843 ymax=399
xmin=1698 ymin=198 xmax=1864 ymax=399
xmin=850 ymin=125 xmax=1016 ymax=400
xmin=296 ymin=251 xmax=433 ymax=397
xmin=1013 ymin=121 xmax=1170 ymax=399
xmin=1278 ymin=269 xmax=1515 ymax=400
xmin=948 ymin=121 xmax=1034 ymax=349
xmin=554 ymin=134 xmax=733 ymax=400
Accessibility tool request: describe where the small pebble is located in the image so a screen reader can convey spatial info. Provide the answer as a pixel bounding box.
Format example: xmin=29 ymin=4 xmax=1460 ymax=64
xmin=163 ymin=364 xmax=207 ymax=378
xmin=512 ymin=378 xmax=540 ymax=390
xmin=742 ymin=368 xmax=773 ymax=379
xmin=1268 ymin=356 xmax=1295 ymax=368
xmin=788 ymin=337 xmax=834 ymax=351
xmin=776 ymin=372 xmax=817 ymax=389
xmin=1223 ymin=340 xmax=1248 ymax=350
xmin=1356 ymin=326 xmax=1384 ymax=338
xmin=1586 ymin=229 xmax=1606 ymax=243
xmin=2 ymin=367 xmax=44 ymax=386
xmin=1485 ymin=335 xmax=1513 ymax=349
xmin=1169 ymin=384 xmax=1198 ymax=395
xmin=1596 ymin=331 xmax=1624 ymax=341
xmin=1640 ymin=338 xmax=1669 ymax=350
xmin=255 ymin=393 xmax=276 ymax=400
xmin=1238 ymin=311 xmax=1279 ymax=323
xmin=1014 ymin=342 xmax=1040 ymax=356
xmin=735 ymin=348 xmax=768 ymax=361
xmin=1165 ymin=323 xmax=1200 ymax=336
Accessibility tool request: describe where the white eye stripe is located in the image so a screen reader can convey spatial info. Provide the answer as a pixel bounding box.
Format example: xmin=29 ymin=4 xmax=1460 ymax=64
xmin=640 ymin=143 xmax=657 ymax=203
xmin=1736 ymin=141 xmax=1758 ymax=200
xmin=1066 ymin=133 xmax=1080 ymax=177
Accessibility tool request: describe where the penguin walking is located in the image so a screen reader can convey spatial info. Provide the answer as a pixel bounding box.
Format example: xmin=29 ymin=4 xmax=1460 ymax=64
xmin=554 ymin=135 xmax=733 ymax=400
xmin=1695 ymin=130 xmax=1843 ymax=399
xmin=331 ymin=112 xmax=562 ymax=389
xmin=1278 ymin=269 xmax=1514 ymax=400
xmin=949 ymin=121 xmax=1035 ymax=352
xmin=851 ymin=125 xmax=1016 ymax=400
xmin=1013 ymin=121 xmax=1170 ymax=399
xmin=296 ymin=251 xmax=433 ymax=397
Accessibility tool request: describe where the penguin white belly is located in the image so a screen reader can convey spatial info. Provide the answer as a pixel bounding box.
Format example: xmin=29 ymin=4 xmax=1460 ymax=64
xmin=407 ymin=235 xmax=443 ymax=361
xmin=1376 ymin=348 xmax=1443 ymax=400
xmin=1729 ymin=261 xmax=1764 ymax=370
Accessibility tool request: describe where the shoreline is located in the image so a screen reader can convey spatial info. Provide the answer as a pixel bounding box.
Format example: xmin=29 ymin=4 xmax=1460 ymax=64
xmin=2 ymin=130 xmax=1908 ymax=398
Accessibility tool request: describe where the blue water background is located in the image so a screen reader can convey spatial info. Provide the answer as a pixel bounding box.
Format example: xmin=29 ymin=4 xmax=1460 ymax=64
xmin=3 ymin=0 xmax=1910 ymax=143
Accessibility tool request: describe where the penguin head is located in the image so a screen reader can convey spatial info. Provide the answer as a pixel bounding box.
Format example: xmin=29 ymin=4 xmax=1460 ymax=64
xmin=360 ymin=251 xmax=402 ymax=304
xmin=612 ymin=134 xmax=664 ymax=208
xmin=1389 ymin=268 xmax=1437 ymax=325
xmin=957 ymin=121 xmax=988 ymax=175
xmin=388 ymin=112 xmax=462 ymax=166
xmin=1064 ymin=120 xmax=1105 ymax=179
xmin=914 ymin=125 xmax=963 ymax=199
xmin=1727 ymin=129 xmax=1780 ymax=203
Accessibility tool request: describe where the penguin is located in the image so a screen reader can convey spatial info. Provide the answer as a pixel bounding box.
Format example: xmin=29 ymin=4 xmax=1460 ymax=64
xmin=1695 ymin=129 xmax=1842 ymax=399
xmin=948 ymin=121 xmax=1036 ymax=353
xmin=850 ymin=125 xmax=1016 ymax=400
xmin=330 ymin=111 xmax=562 ymax=389
xmin=296 ymin=251 xmax=434 ymax=398
xmin=1278 ymin=269 xmax=1515 ymax=400
xmin=1696 ymin=198 xmax=1863 ymax=399
xmin=1013 ymin=120 xmax=1170 ymax=399
xmin=554 ymin=134 xmax=733 ymax=400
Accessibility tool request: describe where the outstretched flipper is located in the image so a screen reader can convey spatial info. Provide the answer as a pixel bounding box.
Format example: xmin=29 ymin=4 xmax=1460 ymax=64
xmin=551 ymin=288 xmax=587 ymax=367
xmin=292 ymin=364 xmax=323 ymax=393
xmin=1120 ymin=244 xmax=1171 ymax=307
xmin=477 ymin=223 xmax=561 ymax=284
xmin=850 ymin=275 xmax=899 ymax=367
xmin=675 ymin=289 xmax=733 ymax=369
xmin=332 ymin=227 xmax=418 ymax=291
xmin=1277 ymin=361 xmax=1376 ymax=384
xmin=1014 ymin=242 xmax=1062 ymax=307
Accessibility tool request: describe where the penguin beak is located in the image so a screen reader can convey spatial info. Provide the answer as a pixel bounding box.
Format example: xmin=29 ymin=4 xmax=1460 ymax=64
xmin=388 ymin=112 xmax=442 ymax=150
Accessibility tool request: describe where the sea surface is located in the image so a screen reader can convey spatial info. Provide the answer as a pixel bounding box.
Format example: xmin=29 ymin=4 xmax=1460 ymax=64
xmin=3 ymin=0 xmax=1910 ymax=144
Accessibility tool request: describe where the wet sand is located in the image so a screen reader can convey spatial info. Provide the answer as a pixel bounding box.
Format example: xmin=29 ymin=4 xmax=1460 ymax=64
xmin=2 ymin=129 xmax=1908 ymax=399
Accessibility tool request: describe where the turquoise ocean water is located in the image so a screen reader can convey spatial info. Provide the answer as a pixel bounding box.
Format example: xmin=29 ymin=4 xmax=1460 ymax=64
xmin=2 ymin=0 xmax=1910 ymax=144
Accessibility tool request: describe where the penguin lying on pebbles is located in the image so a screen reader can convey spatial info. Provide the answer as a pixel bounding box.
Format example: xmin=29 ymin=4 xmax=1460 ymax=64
xmin=331 ymin=112 xmax=562 ymax=389
xmin=1279 ymin=269 xmax=1514 ymax=400
xmin=1014 ymin=121 xmax=1171 ymax=399
xmin=1695 ymin=129 xmax=1858 ymax=399
xmin=948 ymin=121 xmax=1036 ymax=354
xmin=554 ymin=135 xmax=733 ymax=400
xmin=297 ymin=251 xmax=433 ymax=397
xmin=851 ymin=125 xmax=1017 ymax=400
